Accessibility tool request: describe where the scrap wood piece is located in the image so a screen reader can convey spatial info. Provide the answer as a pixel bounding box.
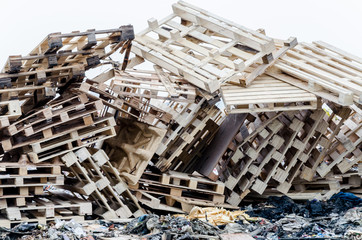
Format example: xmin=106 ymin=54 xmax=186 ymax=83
xmin=269 ymin=41 xmax=362 ymax=106
xmin=221 ymin=74 xmax=319 ymax=114
xmin=153 ymin=65 xmax=179 ymax=97
xmin=132 ymin=1 xmax=275 ymax=93
xmin=2 ymin=26 xmax=135 ymax=74
xmin=61 ymin=149 xmax=144 ymax=219
xmin=102 ymin=118 xmax=167 ymax=185
xmin=170 ymin=196 xmax=238 ymax=214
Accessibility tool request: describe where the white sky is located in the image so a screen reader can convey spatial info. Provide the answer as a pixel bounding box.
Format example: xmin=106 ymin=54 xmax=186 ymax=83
xmin=1 ymin=0 xmax=362 ymax=69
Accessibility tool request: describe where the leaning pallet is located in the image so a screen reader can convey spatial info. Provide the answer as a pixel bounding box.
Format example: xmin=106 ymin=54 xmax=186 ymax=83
xmin=131 ymin=0 xmax=276 ymax=93
xmin=154 ymin=104 xmax=224 ymax=172
xmin=61 ymin=148 xmax=145 ymax=219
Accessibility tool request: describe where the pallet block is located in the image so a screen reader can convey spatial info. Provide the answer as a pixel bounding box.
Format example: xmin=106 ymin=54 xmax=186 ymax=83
xmin=0 ymin=100 xmax=22 ymax=125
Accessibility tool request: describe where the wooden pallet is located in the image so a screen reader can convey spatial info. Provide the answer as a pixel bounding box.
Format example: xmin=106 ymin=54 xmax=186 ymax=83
xmin=130 ymin=171 xmax=225 ymax=207
xmin=316 ymin=107 xmax=362 ymax=177
xmin=25 ymin=115 xmax=116 ymax=163
xmin=4 ymin=93 xmax=89 ymax=136
xmin=268 ymin=41 xmax=362 ymax=106
xmin=142 ymin=171 xmax=225 ymax=194
xmin=0 ymin=64 xmax=84 ymax=91
xmin=221 ymin=74 xmax=318 ymax=114
xmin=75 ymin=82 xmax=174 ymax=127
xmin=131 ymin=1 xmax=276 ymax=93
xmin=155 ymin=105 xmax=224 ymax=171
xmin=300 ymin=106 xmax=353 ymax=181
xmin=2 ymin=110 xmax=104 ymax=152
xmin=150 ymin=97 xmax=207 ymax=151
xmin=2 ymin=99 xmax=104 ymax=153
xmin=2 ymin=26 xmax=134 ymax=74
xmin=3 ymin=193 xmax=92 ymax=221
xmin=61 ymin=148 xmax=144 ymax=219
xmin=96 ymin=68 xmax=198 ymax=102
xmin=102 ymin=118 xmax=167 ymax=185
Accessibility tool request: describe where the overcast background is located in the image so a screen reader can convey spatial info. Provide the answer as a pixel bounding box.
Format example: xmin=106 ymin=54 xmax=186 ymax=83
xmin=1 ymin=0 xmax=362 ymax=70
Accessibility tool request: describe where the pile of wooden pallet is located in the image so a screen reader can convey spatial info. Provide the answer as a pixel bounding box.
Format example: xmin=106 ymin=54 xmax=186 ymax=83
xmin=0 ymin=0 xmax=361 ymax=226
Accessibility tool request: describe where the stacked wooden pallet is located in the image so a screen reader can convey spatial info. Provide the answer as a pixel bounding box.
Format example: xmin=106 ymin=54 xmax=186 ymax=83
xmin=0 ymin=0 xmax=362 ymax=225
xmin=0 ymin=26 xmax=141 ymax=225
